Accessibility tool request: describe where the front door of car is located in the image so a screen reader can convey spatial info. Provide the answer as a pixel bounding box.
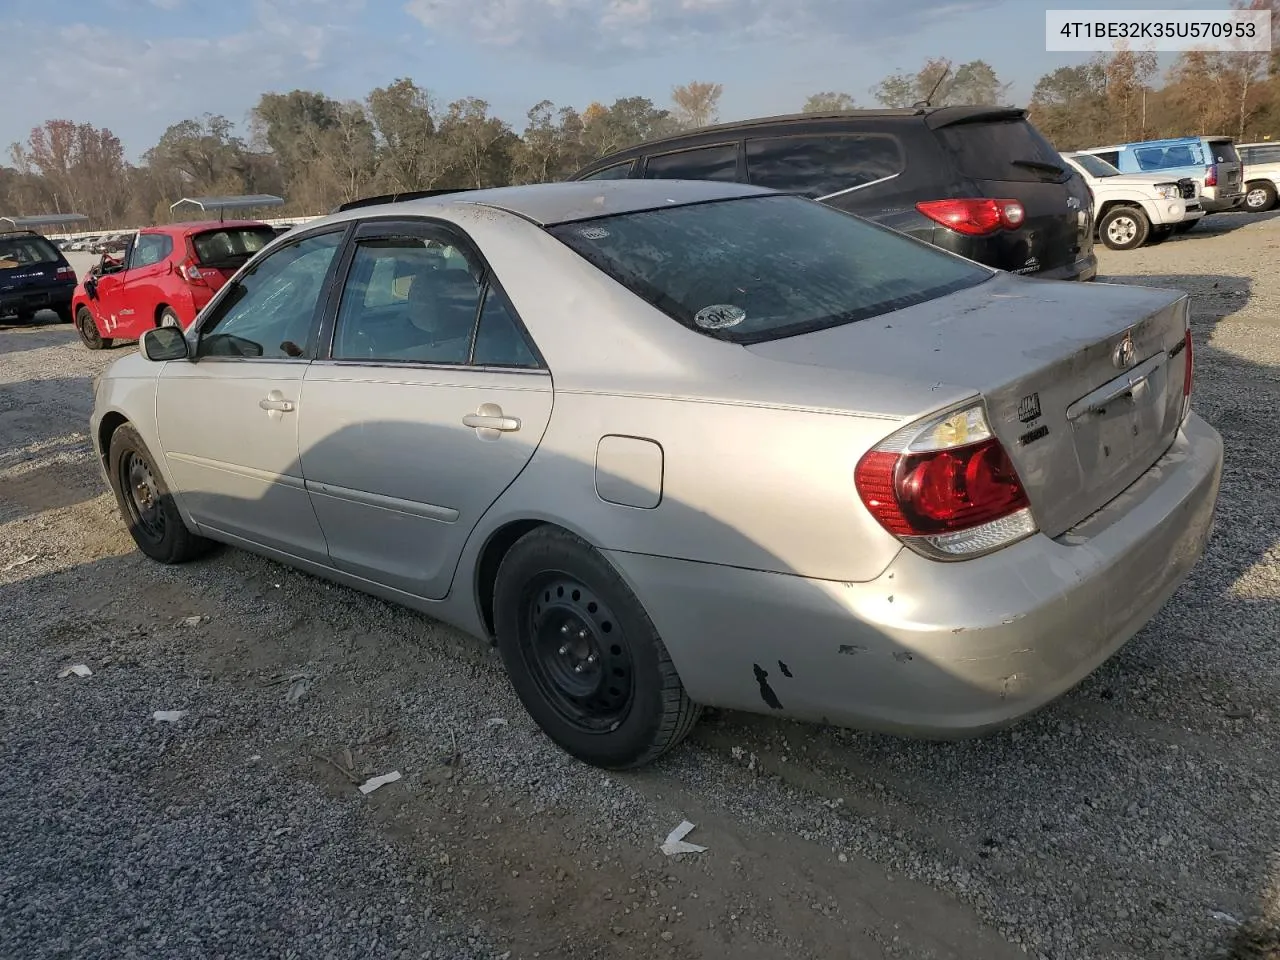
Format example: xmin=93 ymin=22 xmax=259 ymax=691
xmin=91 ymin=237 xmax=135 ymax=336
xmin=298 ymin=220 xmax=552 ymax=600
xmin=155 ymin=228 xmax=347 ymax=562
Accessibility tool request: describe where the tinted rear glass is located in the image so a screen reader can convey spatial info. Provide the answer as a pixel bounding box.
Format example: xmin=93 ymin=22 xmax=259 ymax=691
xmin=642 ymin=145 xmax=738 ymax=182
xmin=1207 ymin=139 xmax=1240 ymax=164
xmin=745 ymin=135 xmax=903 ymax=198
xmin=192 ymin=227 xmax=276 ymax=266
xmin=580 ymin=161 xmax=635 ymax=181
xmin=547 ymin=195 xmax=989 ymax=344
xmin=0 ymin=235 xmax=61 ymax=271
xmin=937 ymin=119 xmax=1068 ymax=182
xmin=1135 ymin=143 xmax=1202 ymax=170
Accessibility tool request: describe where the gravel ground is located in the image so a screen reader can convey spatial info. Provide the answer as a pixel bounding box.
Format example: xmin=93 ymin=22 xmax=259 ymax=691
xmin=2 ymin=213 xmax=1279 ymax=960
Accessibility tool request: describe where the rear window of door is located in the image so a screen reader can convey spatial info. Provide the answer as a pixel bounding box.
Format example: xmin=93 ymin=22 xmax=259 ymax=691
xmin=579 ymin=161 xmax=636 ymax=181
xmin=936 ymin=119 xmax=1069 ymax=182
xmin=641 ymin=144 xmax=739 ymax=182
xmin=744 ymin=135 xmax=903 ymax=198
xmin=131 ymin=234 xmax=172 ymax=268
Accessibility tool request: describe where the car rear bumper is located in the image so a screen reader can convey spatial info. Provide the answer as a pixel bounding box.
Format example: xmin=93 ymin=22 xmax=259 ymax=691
xmin=1032 ymin=252 xmax=1097 ymax=282
xmin=605 ymin=412 xmax=1222 ymax=737
xmin=0 ymin=280 xmax=75 ymax=316
xmin=1202 ymin=194 xmax=1245 ymax=213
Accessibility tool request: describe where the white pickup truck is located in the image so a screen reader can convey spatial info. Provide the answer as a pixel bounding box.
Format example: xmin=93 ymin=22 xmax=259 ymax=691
xmin=1062 ymin=152 xmax=1204 ymax=251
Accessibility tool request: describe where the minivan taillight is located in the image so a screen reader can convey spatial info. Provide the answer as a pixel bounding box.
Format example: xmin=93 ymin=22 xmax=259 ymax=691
xmin=1204 ymin=164 xmax=1218 ymax=187
xmin=854 ymin=402 xmax=1037 ymax=559
xmin=916 ymin=198 xmax=1025 ymax=236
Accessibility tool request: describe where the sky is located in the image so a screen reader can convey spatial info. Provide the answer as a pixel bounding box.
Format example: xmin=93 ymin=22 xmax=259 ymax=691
xmin=4 ymin=0 xmax=1228 ymax=161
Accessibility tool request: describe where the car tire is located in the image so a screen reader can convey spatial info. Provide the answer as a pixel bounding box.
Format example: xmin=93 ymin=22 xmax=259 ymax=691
xmin=492 ymin=526 xmax=702 ymax=769
xmin=1099 ymin=206 xmax=1150 ymax=250
xmin=107 ymin=424 xmax=213 ymax=564
xmin=15 ymin=309 xmax=34 ymax=325
xmin=76 ymin=307 xmax=111 ymax=350
xmin=1244 ymin=181 xmax=1277 ymax=213
xmin=158 ymin=307 xmax=181 ymax=329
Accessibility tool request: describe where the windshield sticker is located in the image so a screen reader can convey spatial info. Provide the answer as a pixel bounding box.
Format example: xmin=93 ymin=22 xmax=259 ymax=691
xmin=694 ymin=304 xmax=746 ymax=330
xmin=577 ymin=226 xmax=610 ymax=240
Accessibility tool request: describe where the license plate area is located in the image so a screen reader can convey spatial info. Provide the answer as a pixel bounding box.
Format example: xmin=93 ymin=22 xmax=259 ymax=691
xmin=1066 ymin=354 xmax=1171 ymax=481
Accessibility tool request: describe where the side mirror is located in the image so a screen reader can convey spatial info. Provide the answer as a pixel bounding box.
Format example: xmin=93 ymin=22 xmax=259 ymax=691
xmin=141 ymin=326 xmax=189 ymax=362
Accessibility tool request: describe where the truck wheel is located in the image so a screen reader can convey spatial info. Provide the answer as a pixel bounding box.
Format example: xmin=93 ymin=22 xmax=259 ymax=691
xmin=1099 ymin=206 xmax=1150 ymax=250
xmin=76 ymin=306 xmax=112 ymax=350
xmin=1244 ymin=181 xmax=1277 ymax=212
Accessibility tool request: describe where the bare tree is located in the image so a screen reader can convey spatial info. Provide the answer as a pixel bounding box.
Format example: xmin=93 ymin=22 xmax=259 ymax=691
xmin=671 ymin=81 xmax=723 ymax=129
xmin=802 ymin=91 xmax=857 ymax=112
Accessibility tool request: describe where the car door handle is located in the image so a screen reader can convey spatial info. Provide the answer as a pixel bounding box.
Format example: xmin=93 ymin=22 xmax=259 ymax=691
xmin=462 ymin=404 xmax=520 ymax=432
xmin=462 ymin=414 xmax=520 ymax=431
xmin=259 ymin=397 xmax=295 ymax=413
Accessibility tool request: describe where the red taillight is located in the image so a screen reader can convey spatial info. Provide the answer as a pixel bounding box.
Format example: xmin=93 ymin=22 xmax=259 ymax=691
xmin=855 ymin=403 xmax=1036 ymax=559
xmin=916 ymin=198 xmax=1026 ymax=236
xmin=1204 ymin=164 xmax=1218 ymax=187
xmin=56 ymin=265 xmax=75 ymax=279
xmin=178 ymin=259 xmax=207 ymax=285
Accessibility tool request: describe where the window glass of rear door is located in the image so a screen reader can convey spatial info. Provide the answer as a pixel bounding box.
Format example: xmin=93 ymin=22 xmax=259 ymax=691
xmin=744 ymin=134 xmax=903 ymax=198
xmin=642 ymin=144 xmax=738 ymax=182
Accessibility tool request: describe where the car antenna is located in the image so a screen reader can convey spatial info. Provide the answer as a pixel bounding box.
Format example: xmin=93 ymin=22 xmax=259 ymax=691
xmin=913 ymin=64 xmax=951 ymax=109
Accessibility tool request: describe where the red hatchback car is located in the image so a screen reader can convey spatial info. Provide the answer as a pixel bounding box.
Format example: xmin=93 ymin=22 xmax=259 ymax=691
xmin=73 ymin=220 xmax=276 ymax=349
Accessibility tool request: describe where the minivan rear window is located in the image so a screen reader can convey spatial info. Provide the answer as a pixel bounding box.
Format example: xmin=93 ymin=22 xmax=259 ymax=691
xmin=937 ymin=119 xmax=1069 ymax=182
xmin=547 ymin=194 xmax=989 ymax=344
xmin=0 ymin=235 xmax=61 ymax=270
xmin=192 ymin=227 xmax=276 ymax=267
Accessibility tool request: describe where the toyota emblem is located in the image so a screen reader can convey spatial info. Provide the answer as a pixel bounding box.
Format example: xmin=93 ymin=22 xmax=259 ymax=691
xmin=1112 ymin=333 xmax=1136 ymax=369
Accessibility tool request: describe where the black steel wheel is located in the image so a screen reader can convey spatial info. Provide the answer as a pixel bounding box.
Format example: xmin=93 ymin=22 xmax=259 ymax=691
xmin=76 ymin=307 xmax=111 ymax=350
xmin=107 ymin=424 xmax=213 ymax=564
xmin=493 ymin=526 xmax=701 ymax=769
xmin=523 ymin=574 xmax=635 ymax=731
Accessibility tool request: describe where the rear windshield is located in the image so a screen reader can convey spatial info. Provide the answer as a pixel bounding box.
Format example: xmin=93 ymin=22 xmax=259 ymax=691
xmin=1207 ymin=139 xmax=1240 ymax=164
xmin=937 ymin=119 xmax=1069 ymax=183
xmin=547 ymin=195 xmax=990 ymax=344
xmin=0 ymin=234 xmax=61 ymax=271
xmin=192 ymin=227 xmax=276 ymax=267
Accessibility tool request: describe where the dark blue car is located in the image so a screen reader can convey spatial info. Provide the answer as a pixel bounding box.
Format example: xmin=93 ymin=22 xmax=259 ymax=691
xmin=0 ymin=230 xmax=77 ymax=323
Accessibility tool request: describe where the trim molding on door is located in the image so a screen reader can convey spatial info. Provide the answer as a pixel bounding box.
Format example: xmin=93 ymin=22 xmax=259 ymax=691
xmin=305 ymin=480 xmax=460 ymax=523
xmin=167 ymin=452 xmax=306 ymax=489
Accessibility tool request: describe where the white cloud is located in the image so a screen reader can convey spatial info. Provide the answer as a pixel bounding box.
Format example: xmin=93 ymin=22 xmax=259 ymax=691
xmin=403 ymin=0 xmax=1000 ymax=59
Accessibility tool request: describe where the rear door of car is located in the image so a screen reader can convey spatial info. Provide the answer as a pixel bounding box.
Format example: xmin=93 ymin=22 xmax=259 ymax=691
xmin=297 ymin=217 xmax=552 ymax=600
xmin=119 ymin=232 xmax=174 ymax=327
xmin=929 ymin=111 xmax=1092 ymax=274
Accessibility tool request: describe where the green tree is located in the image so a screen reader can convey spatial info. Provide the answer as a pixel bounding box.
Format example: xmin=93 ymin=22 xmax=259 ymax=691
xmin=802 ymin=91 xmax=857 ymax=112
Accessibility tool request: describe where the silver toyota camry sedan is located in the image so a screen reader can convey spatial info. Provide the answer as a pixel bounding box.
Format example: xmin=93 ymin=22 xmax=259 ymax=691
xmin=90 ymin=180 xmax=1223 ymax=769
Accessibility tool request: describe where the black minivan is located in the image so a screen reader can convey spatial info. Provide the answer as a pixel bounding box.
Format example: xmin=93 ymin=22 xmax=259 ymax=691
xmin=570 ymin=106 xmax=1097 ymax=282
xmin=0 ymin=229 xmax=77 ymax=323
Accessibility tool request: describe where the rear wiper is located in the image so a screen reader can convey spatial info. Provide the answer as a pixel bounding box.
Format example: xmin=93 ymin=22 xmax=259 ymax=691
xmin=1011 ymin=159 xmax=1066 ymax=177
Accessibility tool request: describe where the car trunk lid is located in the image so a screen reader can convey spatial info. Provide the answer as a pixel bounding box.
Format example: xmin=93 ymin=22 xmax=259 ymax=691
xmin=1206 ymin=138 xmax=1243 ymax=194
xmin=929 ymin=110 xmax=1093 ymax=274
xmin=744 ymin=273 xmax=1190 ymax=538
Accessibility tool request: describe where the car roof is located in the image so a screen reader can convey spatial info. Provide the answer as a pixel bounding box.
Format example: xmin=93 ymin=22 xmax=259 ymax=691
xmin=342 ymin=179 xmax=777 ymax=227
